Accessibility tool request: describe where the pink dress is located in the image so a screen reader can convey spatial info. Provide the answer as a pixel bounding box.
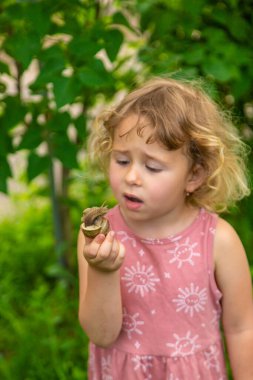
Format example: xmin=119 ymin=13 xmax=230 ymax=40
xmin=88 ymin=206 xmax=228 ymax=379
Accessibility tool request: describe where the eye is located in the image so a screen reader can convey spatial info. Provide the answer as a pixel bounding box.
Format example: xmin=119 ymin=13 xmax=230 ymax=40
xmin=117 ymin=159 xmax=129 ymax=166
xmin=115 ymin=156 xmax=130 ymax=166
xmin=111 ymin=151 xmax=130 ymax=166
xmin=146 ymin=165 xmax=162 ymax=173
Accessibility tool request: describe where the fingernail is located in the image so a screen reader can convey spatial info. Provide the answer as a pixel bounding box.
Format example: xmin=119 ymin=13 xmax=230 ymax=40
xmin=95 ymin=234 xmax=105 ymax=243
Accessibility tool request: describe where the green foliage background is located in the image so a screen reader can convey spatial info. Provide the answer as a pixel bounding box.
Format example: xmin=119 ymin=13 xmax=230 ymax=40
xmin=0 ymin=0 xmax=252 ymax=379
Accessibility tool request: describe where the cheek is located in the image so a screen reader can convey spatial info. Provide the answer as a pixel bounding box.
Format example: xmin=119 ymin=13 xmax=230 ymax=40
xmin=148 ymin=183 xmax=168 ymax=200
xmin=109 ymin=161 xmax=120 ymax=192
xmin=147 ymin=175 xmax=184 ymax=201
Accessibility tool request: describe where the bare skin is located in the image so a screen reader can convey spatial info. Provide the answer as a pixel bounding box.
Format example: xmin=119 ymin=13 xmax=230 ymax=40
xmin=214 ymin=218 xmax=253 ymax=379
xmin=78 ymin=231 xmax=125 ymax=347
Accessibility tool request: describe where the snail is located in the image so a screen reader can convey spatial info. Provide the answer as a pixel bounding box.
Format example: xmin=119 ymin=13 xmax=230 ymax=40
xmin=81 ymin=206 xmax=110 ymax=238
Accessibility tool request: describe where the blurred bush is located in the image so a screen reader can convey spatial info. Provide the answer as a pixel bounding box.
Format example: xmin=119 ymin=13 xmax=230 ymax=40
xmin=0 ymin=204 xmax=88 ymax=379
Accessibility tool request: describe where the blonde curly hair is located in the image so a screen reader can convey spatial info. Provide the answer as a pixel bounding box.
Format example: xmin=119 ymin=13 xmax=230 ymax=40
xmin=88 ymin=77 xmax=250 ymax=213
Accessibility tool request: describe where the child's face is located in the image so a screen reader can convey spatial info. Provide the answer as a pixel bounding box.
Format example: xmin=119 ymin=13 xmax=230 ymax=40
xmin=109 ymin=114 xmax=201 ymax=230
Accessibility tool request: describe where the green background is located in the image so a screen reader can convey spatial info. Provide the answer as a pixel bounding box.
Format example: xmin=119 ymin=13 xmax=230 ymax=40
xmin=0 ymin=0 xmax=252 ymax=378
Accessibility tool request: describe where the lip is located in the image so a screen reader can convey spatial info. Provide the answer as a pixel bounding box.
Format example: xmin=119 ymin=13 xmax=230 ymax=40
xmin=123 ymin=193 xmax=143 ymax=210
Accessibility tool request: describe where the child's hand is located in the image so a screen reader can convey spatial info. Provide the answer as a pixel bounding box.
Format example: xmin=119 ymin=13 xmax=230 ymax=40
xmin=83 ymin=231 xmax=125 ymax=272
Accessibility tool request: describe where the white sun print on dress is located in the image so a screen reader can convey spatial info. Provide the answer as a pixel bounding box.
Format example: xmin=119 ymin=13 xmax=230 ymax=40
xmin=172 ymin=283 xmax=207 ymax=317
xmin=101 ymin=355 xmax=113 ymax=380
xmin=138 ymin=249 xmax=145 ymax=257
xmin=167 ymin=374 xmax=180 ymax=380
xmin=203 ymin=345 xmax=221 ymax=373
xmin=166 ymin=331 xmax=201 ymax=357
xmin=122 ymin=308 xmax=144 ymax=340
xmin=116 ymin=230 xmax=137 ymax=247
xmin=166 ymin=237 xmax=200 ymax=268
xmin=122 ymin=262 xmax=160 ymax=297
xmin=132 ymin=355 xmax=153 ymax=375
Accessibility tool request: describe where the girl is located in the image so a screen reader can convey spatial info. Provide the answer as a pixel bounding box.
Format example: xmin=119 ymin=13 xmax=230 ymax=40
xmin=77 ymin=77 xmax=253 ymax=379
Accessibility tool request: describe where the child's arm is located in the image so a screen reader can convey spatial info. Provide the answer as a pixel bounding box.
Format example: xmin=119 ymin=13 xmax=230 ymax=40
xmin=214 ymin=218 xmax=253 ymax=380
xmin=77 ymin=229 xmax=125 ymax=348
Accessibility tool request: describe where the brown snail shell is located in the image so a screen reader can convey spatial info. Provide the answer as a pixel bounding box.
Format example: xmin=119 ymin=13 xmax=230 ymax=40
xmin=81 ymin=206 xmax=110 ymax=238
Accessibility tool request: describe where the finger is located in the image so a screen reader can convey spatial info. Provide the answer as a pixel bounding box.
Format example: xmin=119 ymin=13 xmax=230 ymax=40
xmin=108 ymin=237 xmax=119 ymax=263
xmin=95 ymin=231 xmax=115 ymax=259
xmin=112 ymin=242 xmax=125 ymax=270
xmin=83 ymin=233 xmax=106 ymax=260
xmin=88 ymin=239 xmax=125 ymax=272
xmin=90 ymin=231 xmax=117 ymax=264
xmin=84 ymin=231 xmax=114 ymax=264
xmin=119 ymin=242 xmax=125 ymax=259
xmin=117 ymin=243 xmax=125 ymax=265
xmin=84 ymin=233 xmax=105 ymax=246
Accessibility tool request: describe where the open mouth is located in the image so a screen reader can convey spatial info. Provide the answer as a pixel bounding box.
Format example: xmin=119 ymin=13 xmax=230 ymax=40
xmin=124 ymin=194 xmax=143 ymax=203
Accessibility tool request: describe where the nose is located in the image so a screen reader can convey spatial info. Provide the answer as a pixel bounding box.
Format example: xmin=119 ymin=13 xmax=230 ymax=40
xmin=125 ymin=163 xmax=142 ymax=186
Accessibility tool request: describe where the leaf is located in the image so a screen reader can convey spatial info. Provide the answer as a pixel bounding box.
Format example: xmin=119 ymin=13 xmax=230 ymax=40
xmin=112 ymin=11 xmax=136 ymax=33
xmin=77 ymin=59 xmax=114 ymax=89
xmin=184 ymin=48 xmax=205 ymax=65
xmin=24 ymin=1 xmax=51 ymax=38
xmin=0 ymin=157 xmax=12 ymax=193
xmin=46 ymin=112 xmax=78 ymax=169
xmin=46 ymin=112 xmax=71 ymax=133
xmin=0 ymin=81 xmax=7 ymax=93
xmin=77 ymin=67 xmax=103 ymax=87
xmin=52 ymin=76 xmax=81 ymax=109
xmin=67 ymin=34 xmax=101 ymax=64
xmin=73 ymin=114 xmax=87 ymax=142
xmin=202 ymin=57 xmax=236 ymax=82
xmin=0 ymin=122 xmax=13 ymax=157
xmin=51 ymin=134 xmax=78 ymax=169
xmin=0 ymin=61 xmax=10 ymax=75
xmin=30 ymin=45 xmax=67 ymax=91
xmin=228 ymin=16 xmax=249 ymax=41
xmin=103 ymin=29 xmax=124 ymax=62
xmin=1 ymin=96 xmax=26 ymax=131
xmin=231 ymin=77 xmax=252 ymax=99
xmin=212 ymin=9 xmax=249 ymax=41
xmin=27 ymin=152 xmax=50 ymax=181
xmin=18 ymin=122 xmax=42 ymax=151
xmin=203 ymin=28 xmax=228 ymax=49
xmin=5 ymin=34 xmax=41 ymax=71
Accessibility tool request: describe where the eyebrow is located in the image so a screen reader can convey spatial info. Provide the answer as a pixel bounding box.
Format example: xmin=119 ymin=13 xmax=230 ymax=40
xmin=111 ymin=149 xmax=128 ymax=154
xmin=111 ymin=149 xmax=166 ymax=164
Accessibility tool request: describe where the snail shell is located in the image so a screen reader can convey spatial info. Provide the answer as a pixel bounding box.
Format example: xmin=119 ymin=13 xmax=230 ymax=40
xmin=81 ymin=206 xmax=110 ymax=238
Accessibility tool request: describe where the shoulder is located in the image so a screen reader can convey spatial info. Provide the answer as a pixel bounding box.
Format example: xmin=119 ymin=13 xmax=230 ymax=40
xmin=213 ymin=215 xmax=249 ymax=291
xmin=214 ymin=216 xmax=242 ymax=252
xmin=214 ymin=216 xmax=245 ymax=265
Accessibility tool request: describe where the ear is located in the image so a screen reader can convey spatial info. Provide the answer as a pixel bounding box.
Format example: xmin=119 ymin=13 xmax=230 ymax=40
xmin=186 ymin=164 xmax=206 ymax=194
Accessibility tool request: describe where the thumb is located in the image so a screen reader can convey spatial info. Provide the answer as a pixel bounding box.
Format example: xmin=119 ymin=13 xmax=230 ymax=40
xmin=84 ymin=233 xmax=106 ymax=246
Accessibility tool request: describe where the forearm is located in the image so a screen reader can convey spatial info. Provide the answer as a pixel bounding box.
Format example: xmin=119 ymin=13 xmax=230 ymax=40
xmin=225 ymin=329 xmax=253 ymax=380
xmin=79 ymin=265 xmax=122 ymax=347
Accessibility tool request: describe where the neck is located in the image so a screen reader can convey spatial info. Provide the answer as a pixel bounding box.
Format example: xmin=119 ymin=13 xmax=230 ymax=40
xmin=119 ymin=204 xmax=200 ymax=240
